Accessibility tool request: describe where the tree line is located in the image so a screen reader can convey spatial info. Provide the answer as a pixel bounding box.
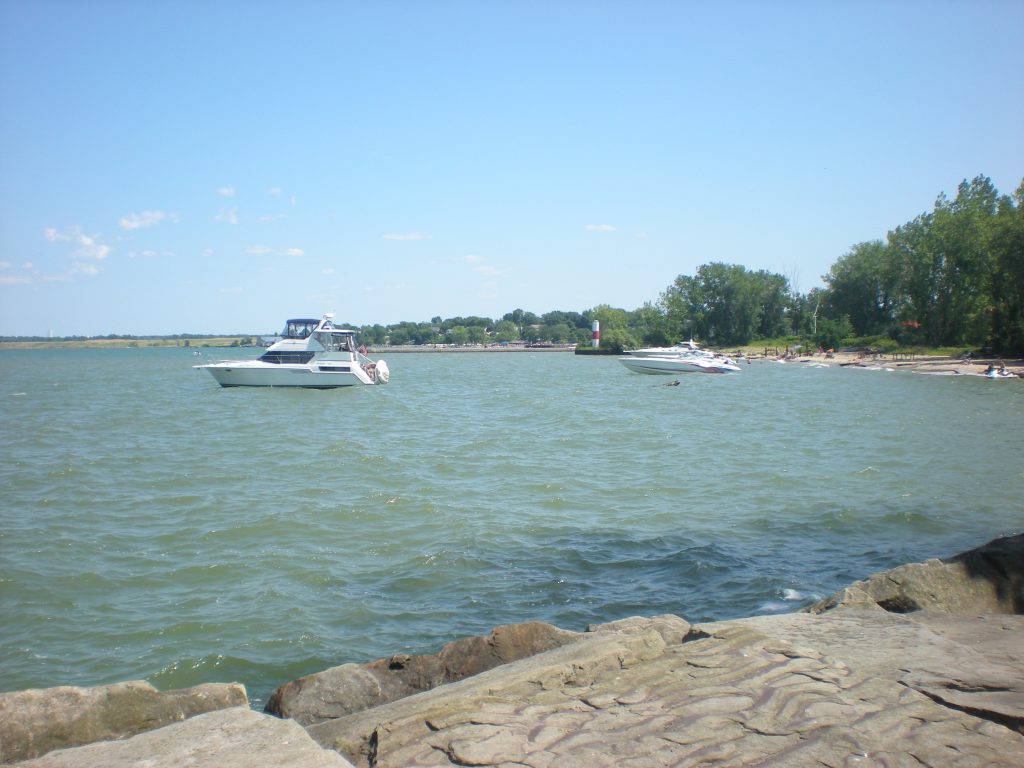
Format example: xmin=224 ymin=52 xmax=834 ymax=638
xmin=355 ymin=175 xmax=1023 ymax=355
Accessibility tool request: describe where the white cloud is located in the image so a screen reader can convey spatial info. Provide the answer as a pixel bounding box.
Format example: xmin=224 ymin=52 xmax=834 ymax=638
xmin=464 ymin=254 xmax=484 ymax=263
xmin=215 ymin=208 xmax=239 ymax=225
xmin=128 ymin=249 xmax=174 ymax=259
xmin=267 ymin=187 xmax=282 ymax=196
xmin=586 ymin=224 xmax=617 ymax=233
xmin=46 ymin=227 xmax=109 ymax=259
xmin=0 ymin=262 xmax=37 ymax=286
xmin=119 ymin=210 xmax=167 ymax=230
xmin=246 ymin=245 xmax=304 ymax=257
xmin=75 ymin=234 xmax=109 ymax=260
xmin=0 ymin=262 xmax=32 ymax=285
xmin=383 ymin=232 xmax=430 ymax=241
xmin=217 ymin=186 xmax=236 ymax=197
xmin=68 ymin=261 xmax=100 ymax=276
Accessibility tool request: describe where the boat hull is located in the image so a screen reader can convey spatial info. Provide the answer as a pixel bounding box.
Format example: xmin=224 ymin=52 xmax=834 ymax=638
xmin=618 ymin=356 xmax=740 ymax=375
xmin=198 ymin=361 xmax=373 ymax=388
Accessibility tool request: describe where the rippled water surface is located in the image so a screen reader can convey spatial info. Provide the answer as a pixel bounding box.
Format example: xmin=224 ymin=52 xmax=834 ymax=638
xmin=2 ymin=348 xmax=1022 ymax=706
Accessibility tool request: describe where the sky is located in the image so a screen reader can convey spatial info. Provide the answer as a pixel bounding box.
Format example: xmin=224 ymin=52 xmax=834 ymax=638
xmin=1 ymin=0 xmax=1022 ymax=337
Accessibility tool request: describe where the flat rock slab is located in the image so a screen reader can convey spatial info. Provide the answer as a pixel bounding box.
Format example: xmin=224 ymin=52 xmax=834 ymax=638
xmin=720 ymin=610 xmax=1024 ymax=731
xmin=0 ymin=680 xmax=248 ymax=763
xmin=309 ymin=615 xmax=1024 ymax=767
xmin=3 ymin=708 xmax=355 ymax=768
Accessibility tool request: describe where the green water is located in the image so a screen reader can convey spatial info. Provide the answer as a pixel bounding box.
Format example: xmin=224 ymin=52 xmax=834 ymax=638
xmin=1 ymin=349 xmax=1022 ymax=707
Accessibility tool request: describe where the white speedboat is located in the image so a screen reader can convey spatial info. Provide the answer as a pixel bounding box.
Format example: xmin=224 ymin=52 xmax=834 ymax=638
xmin=619 ymin=354 xmax=741 ymax=375
xmin=195 ymin=314 xmax=389 ymax=388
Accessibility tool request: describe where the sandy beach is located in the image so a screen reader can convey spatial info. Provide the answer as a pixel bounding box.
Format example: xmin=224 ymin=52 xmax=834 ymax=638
xmin=744 ymin=349 xmax=1024 ymax=377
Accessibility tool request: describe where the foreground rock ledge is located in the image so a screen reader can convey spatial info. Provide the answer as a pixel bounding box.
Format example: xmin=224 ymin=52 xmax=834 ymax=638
xmin=3 ymin=533 xmax=1022 ymax=767
xmin=308 ymin=613 xmax=1023 ymax=767
xmin=3 ymin=708 xmax=354 ymax=768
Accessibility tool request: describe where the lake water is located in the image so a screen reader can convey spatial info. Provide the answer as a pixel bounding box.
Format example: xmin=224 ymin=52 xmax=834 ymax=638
xmin=2 ymin=348 xmax=1022 ymax=707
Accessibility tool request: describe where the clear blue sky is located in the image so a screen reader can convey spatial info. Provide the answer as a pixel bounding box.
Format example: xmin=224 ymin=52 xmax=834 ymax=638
xmin=1 ymin=0 xmax=1021 ymax=336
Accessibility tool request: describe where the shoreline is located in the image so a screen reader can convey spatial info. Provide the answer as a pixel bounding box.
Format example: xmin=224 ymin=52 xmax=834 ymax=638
xmin=744 ymin=349 xmax=1024 ymax=377
xmin=2 ymin=339 xmax=1021 ymax=376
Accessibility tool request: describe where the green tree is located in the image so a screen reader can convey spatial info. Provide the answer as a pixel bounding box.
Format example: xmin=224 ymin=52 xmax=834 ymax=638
xmin=815 ymin=315 xmax=854 ymax=350
xmin=544 ymin=323 xmax=573 ymax=342
xmin=660 ymin=263 xmax=767 ymax=345
xmin=597 ymin=327 xmax=637 ymax=353
xmin=989 ymin=181 xmax=1024 ymax=355
xmin=889 ymin=176 xmax=1000 ymax=346
xmin=659 ymin=274 xmax=701 ymax=341
xmin=494 ymin=320 xmax=519 ymax=342
xmin=627 ymin=302 xmax=670 ymax=347
xmin=752 ymin=270 xmax=791 ymax=339
xmin=446 ymin=326 xmax=470 ymax=345
xmin=587 ymin=304 xmax=629 ymax=332
xmin=824 ymin=240 xmax=899 ymax=336
xmin=542 ymin=310 xmax=588 ymax=330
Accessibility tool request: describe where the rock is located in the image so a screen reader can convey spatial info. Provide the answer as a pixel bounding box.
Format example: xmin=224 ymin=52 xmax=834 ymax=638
xmin=308 ymin=619 xmax=672 ymax=767
xmin=265 ymin=620 xmax=580 ymax=725
xmin=587 ymin=613 xmax=691 ymax=645
xmin=0 ymin=680 xmax=247 ymax=764
xmin=806 ymin=532 xmax=1024 ymax=614
xmin=715 ymin=610 xmax=1024 ymax=734
xmin=306 ymin=614 xmax=1024 ymax=767
xmin=3 ymin=707 xmax=354 ymax=768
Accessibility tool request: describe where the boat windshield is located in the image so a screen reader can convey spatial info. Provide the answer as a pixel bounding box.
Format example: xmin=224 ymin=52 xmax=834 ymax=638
xmin=283 ymin=319 xmax=320 ymax=339
xmin=316 ymin=331 xmax=356 ymax=352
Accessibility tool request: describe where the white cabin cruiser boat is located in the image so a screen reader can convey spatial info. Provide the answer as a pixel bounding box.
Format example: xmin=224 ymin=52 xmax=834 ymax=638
xmin=619 ymin=354 xmax=741 ymax=375
xmin=195 ymin=314 xmax=389 ymax=388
